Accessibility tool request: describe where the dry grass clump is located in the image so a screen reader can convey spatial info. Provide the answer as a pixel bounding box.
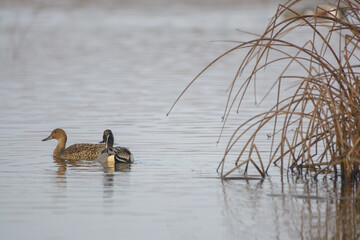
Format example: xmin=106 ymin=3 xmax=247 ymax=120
xmin=169 ymin=0 xmax=360 ymax=182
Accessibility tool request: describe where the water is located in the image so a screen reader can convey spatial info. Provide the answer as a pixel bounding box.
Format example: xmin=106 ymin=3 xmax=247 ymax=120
xmin=0 ymin=0 xmax=359 ymax=239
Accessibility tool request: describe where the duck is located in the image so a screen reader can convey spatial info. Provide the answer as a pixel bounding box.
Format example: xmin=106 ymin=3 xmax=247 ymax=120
xmin=42 ymin=128 xmax=106 ymax=160
xmin=96 ymin=129 xmax=134 ymax=164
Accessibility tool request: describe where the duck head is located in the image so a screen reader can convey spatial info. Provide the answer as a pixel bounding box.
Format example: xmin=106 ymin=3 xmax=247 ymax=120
xmin=100 ymin=129 xmax=114 ymax=148
xmin=42 ymin=128 xmax=67 ymax=142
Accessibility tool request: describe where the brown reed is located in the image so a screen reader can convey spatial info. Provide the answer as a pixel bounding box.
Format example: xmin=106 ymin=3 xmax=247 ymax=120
xmin=168 ymin=0 xmax=360 ymax=182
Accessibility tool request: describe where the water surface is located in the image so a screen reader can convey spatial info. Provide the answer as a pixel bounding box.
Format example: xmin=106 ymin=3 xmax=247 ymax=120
xmin=0 ymin=0 xmax=359 ymax=239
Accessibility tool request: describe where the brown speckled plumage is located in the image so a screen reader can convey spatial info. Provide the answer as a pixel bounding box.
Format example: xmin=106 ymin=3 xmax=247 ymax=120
xmin=42 ymin=128 xmax=106 ymax=160
xmin=56 ymin=143 xmax=106 ymax=160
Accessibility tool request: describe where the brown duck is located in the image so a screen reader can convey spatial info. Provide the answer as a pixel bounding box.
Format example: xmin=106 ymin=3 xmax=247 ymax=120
xmin=42 ymin=128 xmax=106 ymax=160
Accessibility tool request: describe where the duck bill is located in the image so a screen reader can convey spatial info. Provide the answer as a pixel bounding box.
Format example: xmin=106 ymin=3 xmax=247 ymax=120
xmin=99 ymin=140 xmax=105 ymax=144
xmin=42 ymin=135 xmax=53 ymax=141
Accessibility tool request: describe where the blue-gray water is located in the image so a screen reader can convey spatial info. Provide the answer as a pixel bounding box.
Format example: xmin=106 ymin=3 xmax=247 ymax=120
xmin=0 ymin=0 xmax=359 ymax=239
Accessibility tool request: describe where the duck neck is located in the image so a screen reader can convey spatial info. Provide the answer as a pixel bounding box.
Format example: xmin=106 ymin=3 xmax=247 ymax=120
xmin=106 ymin=134 xmax=114 ymax=148
xmin=54 ymin=136 xmax=67 ymax=156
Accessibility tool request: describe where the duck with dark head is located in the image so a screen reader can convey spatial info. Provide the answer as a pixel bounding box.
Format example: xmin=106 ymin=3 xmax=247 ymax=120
xmin=97 ymin=129 xmax=134 ymax=164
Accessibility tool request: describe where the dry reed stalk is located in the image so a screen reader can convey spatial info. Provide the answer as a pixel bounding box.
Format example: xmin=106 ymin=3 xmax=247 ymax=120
xmin=169 ymin=0 xmax=360 ymax=182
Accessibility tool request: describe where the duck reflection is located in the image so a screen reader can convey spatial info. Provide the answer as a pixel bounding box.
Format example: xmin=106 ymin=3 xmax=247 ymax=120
xmin=220 ymin=176 xmax=360 ymax=239
xmin=102 ymin=162 xmax=131 ymax=200
xmin=53 ymin=157 xmax=99 ymax=173
xmin=53 ymin=157 xmax=99 ymax=183
xmin=54 ymin=158 xmax=67 ymax=177
xmin=53 ymin=156 xmax=132 ymax=203
xmin=100 ymin=161 xmax=131 ymax=173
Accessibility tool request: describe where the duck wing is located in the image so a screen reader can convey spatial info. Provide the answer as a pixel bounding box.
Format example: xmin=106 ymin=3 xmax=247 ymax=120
xmin=112 ymin=147 xmax=134 ymax=164
xmin=96 ymin=147 xmax=134 ymax=164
